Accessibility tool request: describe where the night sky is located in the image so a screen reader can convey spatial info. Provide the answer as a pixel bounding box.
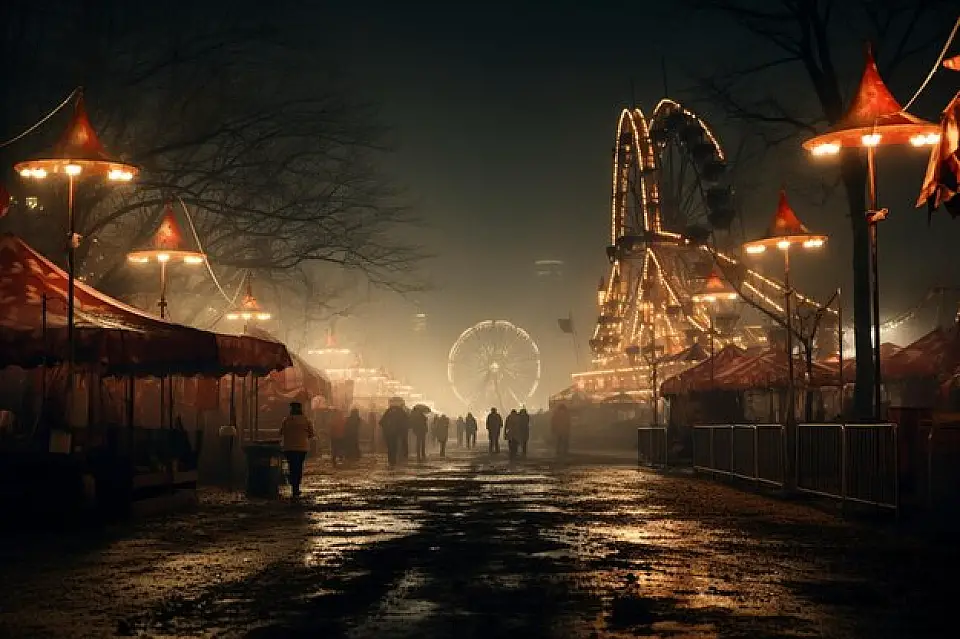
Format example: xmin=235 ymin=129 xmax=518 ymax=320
xmin=5 ymin=1 xmax=955 ymax=412
xmin=317 ymin=1 xmax=960 ymax=410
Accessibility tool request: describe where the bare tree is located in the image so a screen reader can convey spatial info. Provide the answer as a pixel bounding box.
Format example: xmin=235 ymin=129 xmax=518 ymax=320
xmin=683 ymin=0 xmax=953 ymax=419
xmin=0 ymin=1 xmax=426 ymax=331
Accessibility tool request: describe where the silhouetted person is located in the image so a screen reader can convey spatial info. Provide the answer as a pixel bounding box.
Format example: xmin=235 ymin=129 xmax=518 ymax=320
xmin=280 ymin=402 xmax=314 ymax=498
xmin=504 ymin=409 xmax=520 ymax=460
xmin=328 ymin=408 xmax=346 ymax=465
xmin=411 ymin=407 xmax=429 ymax=462
xmin=486 ymin=408 xmax=502 ymax=453
xmin=345 ymin=408 xmax=363 ymax=461
xmin=435 ymin=414 xmax=450 ymax=457
xmin=517 ymin=408 xmax=531 ymax=458
xmin=398 ymin=408 xmax=411 ymax=462
xmin=379 ymin=400 xmax=408 ymax=468
xmin=465 ymin=412 xmax=478 ymax=448
xmin=456 ymin=416 xmax=465 ymax=447
xmin=552 ymin=404 xmax=571 ymax=458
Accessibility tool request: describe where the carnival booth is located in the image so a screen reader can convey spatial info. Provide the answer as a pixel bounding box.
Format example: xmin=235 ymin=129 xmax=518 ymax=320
xmin=0 ymin=234 xmax=293 ymax=519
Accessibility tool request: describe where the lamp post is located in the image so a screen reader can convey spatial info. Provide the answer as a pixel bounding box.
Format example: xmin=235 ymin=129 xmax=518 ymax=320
xmin=744 ymin=188 xmax=827 ymax=422
xmin=127 ymin=203 xmax=205 ymax=319
xmin=691 ymin=270 xmax=739 ymax=389
xmin=802 ymin=44 xmax=940 ymax=420
xmin=744 ymin=188 xmax=827 ymax=487
xmin=226 ymin=273 xmax=272 ymax=334
xmin=14 ymin=91 xmax=138 ymax=426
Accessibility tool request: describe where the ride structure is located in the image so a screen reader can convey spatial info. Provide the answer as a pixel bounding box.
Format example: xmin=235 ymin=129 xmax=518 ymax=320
xmin=448 ymin=320 xmax=541 ymax=412
xmin=575 ymin=100 xmax=833 ymax=401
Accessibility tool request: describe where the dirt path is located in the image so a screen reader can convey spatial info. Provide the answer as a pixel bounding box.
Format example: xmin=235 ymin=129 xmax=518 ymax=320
xmin=0 ymin=452 xmax=955 ymax=638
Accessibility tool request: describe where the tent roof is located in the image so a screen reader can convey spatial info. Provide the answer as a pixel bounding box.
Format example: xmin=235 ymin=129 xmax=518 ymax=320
xmin=0 ymin=234 xmax=290 ymax=376
xmin=885 ymin=327 xmax=960 ymax=380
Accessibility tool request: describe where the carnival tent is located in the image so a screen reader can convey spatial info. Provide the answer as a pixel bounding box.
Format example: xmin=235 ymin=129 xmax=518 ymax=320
xmin=884 ymin=327 xmax=960 ymax=380
xmin=0 ymin=234 xmax=291 ymax=375
xmin=660 ymin=344 xmax=747 ymax=395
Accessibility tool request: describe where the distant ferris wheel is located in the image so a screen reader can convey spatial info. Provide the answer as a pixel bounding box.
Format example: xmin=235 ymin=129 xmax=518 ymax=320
xmin=448 ymin=320 xmax=541 ymax=411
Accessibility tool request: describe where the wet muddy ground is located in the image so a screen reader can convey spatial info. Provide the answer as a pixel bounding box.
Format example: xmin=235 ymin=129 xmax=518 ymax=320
xmin=1 ymin=450 xmax=957 ymax=638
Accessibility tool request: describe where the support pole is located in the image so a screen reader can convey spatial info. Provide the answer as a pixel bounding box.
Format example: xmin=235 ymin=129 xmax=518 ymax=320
xmin=65 ymin=175 xmax=76 ymax=430
xmin=784 ymin=247 xmax=796 ymax=490
xmin=158 ymin=260 xmax=168 ymax=319
xmin=867 ymin=144 xmax=883 ymax=421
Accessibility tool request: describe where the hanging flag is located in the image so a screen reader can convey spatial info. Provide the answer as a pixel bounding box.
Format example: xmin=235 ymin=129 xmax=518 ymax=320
xmin=917 ymin=92 xmax=960 ymax=221
xmin=0 ymin=183 xmax=10 ymax=218
xmin=558 ymin=315 xmax=574 ymax=334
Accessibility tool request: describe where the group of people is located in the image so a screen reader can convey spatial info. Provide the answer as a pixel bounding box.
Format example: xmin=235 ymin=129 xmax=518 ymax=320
xmin=483 ymin=407 xmax=531 ymax=460
xmin=278 ymin=399 xmax=577 ymax=496
xmin=379 ymin=401 xmax=460 ymax=467
xmin=327 ymin=408 xmax=364 ymax=465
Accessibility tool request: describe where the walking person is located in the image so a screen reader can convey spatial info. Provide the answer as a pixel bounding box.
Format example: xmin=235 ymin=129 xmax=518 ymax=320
xmin=456 ymin=416 xmax=465 ymax=447
xmin=328 ymin=408 xmax=347 ymax=466
xmin=280 ymin=401 xmax=314 ymax=498
xmin=486 ymin=407 xmax=503 ymax=454
xmin=411 ymin=406 xmax=429 ymax=462
xmin=345 ymin=408 xmax=363 ymax=461
xmin=518 ymin=408 xmax=531 ymax=458
xmin=552 ymin=404 xmax=571 ymax=459
xmin=436 ymin=414 xmax=450 ymax=457
xmin=504 ymin=409 xmax=521 ymax=460
xmin=397 ymin=406 xmax=411 ymax=463
xmin=380 ymin=398 xmax=407 ymax=468
xmin=465 ymin=412 xmax=478 ymax=448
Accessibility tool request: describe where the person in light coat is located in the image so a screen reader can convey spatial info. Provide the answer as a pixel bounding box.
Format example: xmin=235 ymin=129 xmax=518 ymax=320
xmin=280 ymin=401 xmax=314 ymax=498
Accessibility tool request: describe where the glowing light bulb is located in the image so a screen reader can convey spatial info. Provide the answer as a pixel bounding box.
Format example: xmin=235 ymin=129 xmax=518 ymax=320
xmin=127 ymin=255 xmax=149 ymax=263
xmin=861 ymin=133 xmax=882 ymax=147
xmin=811 ymin=143 xmax=840 ymax=156
xmin=777 ymin=240 xmax=791 ymax=250
xmin=256 ymin=312 xmax=272 ymax=321
xmin=745 ymin=244 xmax=765 ymax=254
xmin=19 ymin=168 xmax=32 ymax=178
xmin=910 ymin=133 xmax=941 ymax=147
xmin=108 ymin=169 xmax=134 ymax=181
xmin=240 ymin=312 xmax=253 ymax=320
xmin=802 ymin=238 xmax=824 ymax=249
xmin=64 ymin=164 xmax=82 ymax=176
xmin=155 ymin=253 xmax=170 ymax=262
xmin=226 ymin=312 xmax=239 ymax=320
xmin=183 ymin=255 xmax=204 ymax=264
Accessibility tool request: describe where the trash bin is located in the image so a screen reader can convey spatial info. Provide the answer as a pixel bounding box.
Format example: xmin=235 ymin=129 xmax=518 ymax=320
xmin=243 ymin=442 xmax=283 ymax=499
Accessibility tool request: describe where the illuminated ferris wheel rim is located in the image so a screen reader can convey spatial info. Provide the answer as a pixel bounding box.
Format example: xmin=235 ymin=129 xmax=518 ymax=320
xmin=447 ymin=319 xmax=541 ymax=407
xmin=611 ymin=98 xmax=729 ymax=246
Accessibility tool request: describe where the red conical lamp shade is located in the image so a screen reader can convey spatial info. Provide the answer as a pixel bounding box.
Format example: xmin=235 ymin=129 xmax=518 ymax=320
xmin=14 ymin=92 xmax=140 ymax=181
xmin=744 ymin=188 xmax=827 ymax=252
xmin=803 ymin=45 xmax=940 ymax=153
xmin=692 ymin=269 xmax=738 ymax=302
xmin=128 ymin=203 xmax=205 ymax=264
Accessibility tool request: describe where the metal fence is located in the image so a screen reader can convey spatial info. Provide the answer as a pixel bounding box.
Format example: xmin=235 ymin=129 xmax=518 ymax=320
xmin=637 ymin=425 xmax=668 ymax=467
xmin=688 ymin=422 xmax=898 ymax=512
xmin=692 ymin=424 xmax=784 ymax=487
xmin=796 ymin=423 xmax=898 ymax=511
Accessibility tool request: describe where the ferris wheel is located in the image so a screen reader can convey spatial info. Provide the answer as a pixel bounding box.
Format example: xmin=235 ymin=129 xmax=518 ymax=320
xmin=593 ymin=99 xmax=830 ymax=367
xmin=448 ymin=320 xmax=541 ymax=411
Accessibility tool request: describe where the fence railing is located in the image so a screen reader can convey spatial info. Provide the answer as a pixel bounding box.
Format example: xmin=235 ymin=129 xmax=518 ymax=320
xmin=637 ymin=425 xmax=668 ymax=467
xmin=686 ymin=422 xmax=898 ymax=513
xmin=796 ymin=423 xmax=898 ymax=511
xmin=692 ymin=424 xmax=784 ymax=487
